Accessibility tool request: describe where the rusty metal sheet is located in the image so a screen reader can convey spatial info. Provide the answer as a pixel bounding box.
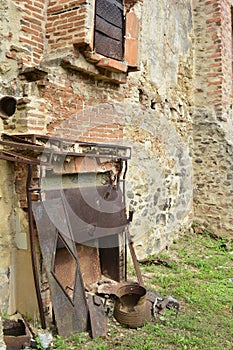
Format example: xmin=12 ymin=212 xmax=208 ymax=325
xmin=52 ymin=235 xmax=77 ymax=302
xmin=44 ymin=186 xmax=128 ymax=245
xmin=94 ymin=0 xmax=124 ymax=60
xmin=95 ymin=15 xmax=122 ymax=41
xmin=76 ymin=244 xmax=102 ymax=288
xmin=96 ymin=0 xmax=123 ymax=27
xmin=94 ymin=32 xmax=123 ymax=61
xmin=86 ymin=293 xmax=107 ymax=338
xmin=32 ymin=200 xmax=89 ymax=338
xmin=32 ymin=184 xmax=128 ymax=336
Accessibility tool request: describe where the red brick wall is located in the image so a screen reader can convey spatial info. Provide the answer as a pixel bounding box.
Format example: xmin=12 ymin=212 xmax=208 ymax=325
xmin=194 ymin=0 xmax=233 ymax=115
xmin=46 ymin=0 xmax=90 ymax=55
xmin=40 ymin=72 xmax=124 ymax=143
xmin=11 ymin=0 xmax=90 ymax=65
xmin=10 ymin=0 xmax=132 ymax=207
xmin=13 ymin=0 xmax=47 ymax=66
xmin=219 ymin=0 xmax=233 ymax=110
xmin=6 ymin=0 xmax=131 ymax=140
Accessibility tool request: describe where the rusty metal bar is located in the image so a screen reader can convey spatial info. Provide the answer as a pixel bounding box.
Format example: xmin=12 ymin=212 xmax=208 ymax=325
xmin=125 ymin=224 xmax=144 ymax=287
xmin=26 ymin=164 xmax=46 ymax=329
xmin=2 ymin=133 xmax=40 ymax=145
xmin=0 ymin=150 xmax=48 ymax=165
xmin=0 ymin=153 xmax=41 ymax=165
xmin=123 ymin=160 xmax=128 ymax=281
xmin=2 ymin=133 xmax=131 ymax=154
xmin=0 ymin=139 xmax=131 ymax=160
xmin=0 ymin=139 xmax=46 ymax=151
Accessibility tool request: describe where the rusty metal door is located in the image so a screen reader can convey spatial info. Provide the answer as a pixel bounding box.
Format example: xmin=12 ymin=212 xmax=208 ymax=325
xmin=32 ymin=198 xmax=89 ymax=337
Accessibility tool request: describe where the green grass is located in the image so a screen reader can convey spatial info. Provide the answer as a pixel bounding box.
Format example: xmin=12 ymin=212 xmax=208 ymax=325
xmin=51 ymin=231 xmax=233 ymax=349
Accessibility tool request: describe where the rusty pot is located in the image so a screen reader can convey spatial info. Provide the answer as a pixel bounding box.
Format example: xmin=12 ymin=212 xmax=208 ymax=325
xmin=113 ymin=284 xmax=151 ymax=328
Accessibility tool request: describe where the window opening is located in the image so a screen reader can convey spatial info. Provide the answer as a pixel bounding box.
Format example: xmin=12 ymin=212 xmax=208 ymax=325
xmin=94 ymin=0 xmax=125 ymax=61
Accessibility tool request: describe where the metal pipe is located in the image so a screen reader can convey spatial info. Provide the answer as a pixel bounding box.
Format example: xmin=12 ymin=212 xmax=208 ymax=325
xmin=122 ymin=160 xmax=128 ymax=281
xmin=125 ymin=225 xmax=144 ymax=287
xmin=26 ymin=164 xmax=46 ymax=329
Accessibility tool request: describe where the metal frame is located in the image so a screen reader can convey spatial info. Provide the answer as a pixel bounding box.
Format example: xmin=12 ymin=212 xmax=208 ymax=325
xmin=0 ymin=133 xmax=130 ymax=330
xmin=0 ymin=133 xmax=131 ymax=163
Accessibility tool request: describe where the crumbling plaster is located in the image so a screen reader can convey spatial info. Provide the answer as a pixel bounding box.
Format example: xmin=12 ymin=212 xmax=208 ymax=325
xmin=140 ymin=0 xmax=192 ymax=96
xmin=0 ymin=156 xmax=14 ymax=311
xmin=0 ymin=1 xmax=20 ymax=82
xmin=122 ymin=0 xmax=194 ymax=257
xmin=0 ymin=123 xmax=14 ymax=350
xmin=0 ymin=0 xmax=41 ymax=330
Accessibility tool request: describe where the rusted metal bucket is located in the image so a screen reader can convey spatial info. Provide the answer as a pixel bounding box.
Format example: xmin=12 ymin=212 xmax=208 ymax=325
xmin=113 ymin=284 xmax=151 ymax=328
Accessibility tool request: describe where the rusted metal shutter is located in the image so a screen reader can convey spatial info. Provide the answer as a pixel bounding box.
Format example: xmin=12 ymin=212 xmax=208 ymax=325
xmin=94 ymin=0 xmax=124 ymax=61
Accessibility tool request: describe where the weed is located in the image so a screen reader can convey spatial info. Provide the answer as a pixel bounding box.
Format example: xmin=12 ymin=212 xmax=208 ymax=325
xmin=1 ymin=311 xmax=9 ymax=319
xmin=34 ymin=337 xmax=44 ymax=350
xmin=53 ymin=335 xmax=66 ymax=349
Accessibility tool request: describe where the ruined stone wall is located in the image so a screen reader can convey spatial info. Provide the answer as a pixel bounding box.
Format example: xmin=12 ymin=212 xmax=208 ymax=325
xmin=0 ymin=3 xmax=22 ymax=348
xmin=193 ymin=0 xmax=233 ymax=237
xmin=0 ymin=0 xmax=48 ymax=333
xmin=0 ymin=4 xmax=232 ymax=346
xmin=0 ymin=1 xmax=194 ymax=342
xmin=0 ymin=120 xmax=15 ymax=350
xmin=0 ymin=154 xmax=14 ymax=314
xmin=123 ymin=0 xmax=193 ymax=257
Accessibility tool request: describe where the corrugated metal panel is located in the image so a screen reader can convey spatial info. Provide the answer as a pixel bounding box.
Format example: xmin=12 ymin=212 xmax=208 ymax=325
xmin=94 ymin=0 xmax=124 ymax=61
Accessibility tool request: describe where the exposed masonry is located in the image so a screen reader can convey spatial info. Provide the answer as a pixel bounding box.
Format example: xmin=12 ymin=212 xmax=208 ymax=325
xmin=0 ymin=0 xmax=232 ymax=343
xmin=50 ymin=6 xmax=85 ymax=16
xmin=192 ymin=0 xmax=233 ymax=235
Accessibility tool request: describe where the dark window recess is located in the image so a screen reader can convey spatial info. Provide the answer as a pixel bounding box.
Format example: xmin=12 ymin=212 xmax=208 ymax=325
xmin=94 ymin=0 xmax=125 ymax=61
